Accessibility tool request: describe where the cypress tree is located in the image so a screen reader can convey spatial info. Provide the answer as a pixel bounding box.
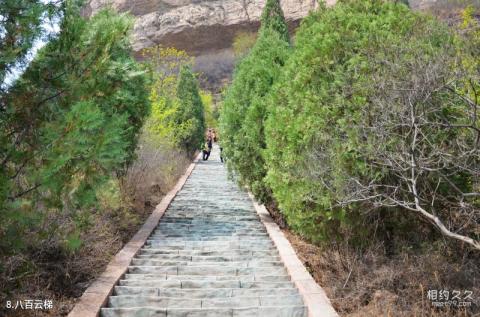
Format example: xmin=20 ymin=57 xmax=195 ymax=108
xmin=219 ymin=0 xmax=291 ymax=203
xmin=175 ymin=66 xmax=205 ymax=155
xmin=260 ymin=0 xmax=290 ymax=42
xmin=0 ymin=6 xmax=151 ymax=252
xmin=0 ymin=0 xmax=60 ymax=90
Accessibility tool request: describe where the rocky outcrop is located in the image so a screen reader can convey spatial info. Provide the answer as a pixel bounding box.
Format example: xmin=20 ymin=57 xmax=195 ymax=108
xmin=84 ymin=0 xmax=326 ymax=54
xmin=84 ymin=0 xmax=469 ymax=90
xmin=84 ymin=0 xmax=327 ymax=90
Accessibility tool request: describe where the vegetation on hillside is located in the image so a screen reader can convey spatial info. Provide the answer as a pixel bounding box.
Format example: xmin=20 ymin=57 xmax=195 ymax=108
xmin=222 ymin=0 xmax=479 ymax=252
xmin=232 ymin=32 xmax=257 ymax=59
xmin=1 ymin=0 xmax=478 ymax=315
xmin=220 ymin=0 xmax=479 ymax=314
xmin=143 ymin=46 xmax=193 ymax=146
xmin=143 ymin=46 xmax=207 ymax=155
xmin=0 ymin=0 xmax=59 ymax=90
xmin=1 ymin=2 xmax=150 ymax=255
xmin=265 ymin=1 xmax=480 ymax=249
xmin=175 ymin=66 xmax=206 ymax=155
xmin=220 ymin=0 xmax=291 ymax=203
xmin=0 ymin=1 xmax=206 ymax=314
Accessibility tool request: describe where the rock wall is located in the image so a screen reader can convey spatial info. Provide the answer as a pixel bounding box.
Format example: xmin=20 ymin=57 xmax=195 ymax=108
xmin=84 ymin=0 xmax=330 ymax=90
xmin=84 ymin=0 xmax=470 ymax=90
xmin=84 ymin=0 xmax=329 ymax=54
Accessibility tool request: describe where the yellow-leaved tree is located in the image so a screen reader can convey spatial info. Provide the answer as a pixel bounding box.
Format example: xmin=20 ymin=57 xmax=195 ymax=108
xmin=142 ymin=46 xmax=194 ymax=146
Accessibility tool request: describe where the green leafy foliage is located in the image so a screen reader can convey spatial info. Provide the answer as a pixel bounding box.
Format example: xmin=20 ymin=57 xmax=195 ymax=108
xmin=201 ymin=90 xmax=217 ymax=128
xmin=173 ymin=66 xmax=206 ymax=155
xmin=263 ymin=0 xmax=478 ymax=244
xmin=260 ymin=0 xmax=290 ymax=43
xmin=143 ymin=47 xmax=205 ymax=155
xmin=221 ymin=0 xmax=479 ymax=247
xmin=232 ymin=32 xmax=257 ymax=59
xmin=0 ymin=0 xmax=60 ymax=88
xmin=143 ymin=47 xmax=189 ymax=146
xmin=219 ymin=0 xmax=291 ymax=203
xmin=221 ymin=32 xmax=290 ymax=202
xmin=0 ymin=4 xmax=151 ymax=253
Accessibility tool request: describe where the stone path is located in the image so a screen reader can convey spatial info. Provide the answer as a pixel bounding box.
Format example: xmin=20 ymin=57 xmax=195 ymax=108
xmin=100 ymin=145 xmax=307 ymax=317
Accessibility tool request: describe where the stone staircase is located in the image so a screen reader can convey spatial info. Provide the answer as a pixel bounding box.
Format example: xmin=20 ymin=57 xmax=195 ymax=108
xmin=101 ymin=145 xmax=307 ymax=317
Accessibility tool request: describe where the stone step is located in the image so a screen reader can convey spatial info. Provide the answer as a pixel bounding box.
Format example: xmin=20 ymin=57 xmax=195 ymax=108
xmin=147 ymin=236 xmax=270 ymax=242
xmin=150 ymin=232 xmax=269 ymax=236
xmin=151 ymin=231 xmax=267 ymax=236
xmin=153 ymin=228 xmax=266 ymax=232
xmin=162 ymin=216 xmax=257 ymax=221
xmin=99 ymin=146 xmax=307 ymax=317
xmin=138 ymin=249 xmax=279 ymax=257
xmin=108 ymin=295 xmax=304 ymax=308
xmin=167 ymin=208 xmax=253 ymax=213
xmin=133 ymin=254 xmax=281 ymax=262
xmin=162 ymin=215 xmax=258 ymax=220
xmin=158 ymin=219 xmax=260 ymax=223
xmin=159 ymin=216 xmax=260 ymax=222
xmin=101 ymin=306 xmax=307 ymax=317
xmin=156 ymin=228 xmax=266 ymax=232
xmin=114 ymin=287 xmax=301 ymax=298
xmin=118 ymin=279 xmax=294 ymax=289
xmin=142 ymin=245 xmax=276 ymax=251
xmin=172 ymin=196 xmax=252 ymax=202
xmin=145 ymin=240 xmax=274 ymax=247
xmin=157 ymin=221 xmax=262 ymax=225
xmin=127 ymin=266 xmax=288 ymax=276
xmin=147 ymin=235 xmax=273 ymax=242
xmin=171 ymin=194 xmax=250 ymax=199
xmin=122 ymin=274 xmax=290 ymax=282
xmin=130 ymin=259 xmax=283 ymax=267
xmin=150 ymin=232 xmax=269 ymax=237
xmin=163 ymin=210 xmax=255 ymax=214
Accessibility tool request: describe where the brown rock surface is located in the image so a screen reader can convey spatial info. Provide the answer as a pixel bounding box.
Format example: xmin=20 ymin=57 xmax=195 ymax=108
xmin=84 ymin=0 xmax=473 ymax=90
xmin=84 ymin=0 xmax=328 ymax=90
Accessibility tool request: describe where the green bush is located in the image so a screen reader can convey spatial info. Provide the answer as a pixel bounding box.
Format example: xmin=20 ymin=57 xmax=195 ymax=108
xmin=260 ymin=0 xmax=290 ymax=43
xmin=143 ymin=46 xmax=197 ymax=148
xmin=0 ymin=5 xmax=151 ymax=253
xmin=174 ymin=66 xmax=206 ymax=156
xmin=263 ymin=0 xmax=475 ymax=244
xmin=220 ymin=0 xmax=290 ymax=203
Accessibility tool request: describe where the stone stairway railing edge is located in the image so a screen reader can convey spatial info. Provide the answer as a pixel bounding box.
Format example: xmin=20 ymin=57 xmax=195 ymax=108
xmin=68 ymin=152 xmax=201 ymax=317
xmin=248 ymin=192 xmax=339 ymax=317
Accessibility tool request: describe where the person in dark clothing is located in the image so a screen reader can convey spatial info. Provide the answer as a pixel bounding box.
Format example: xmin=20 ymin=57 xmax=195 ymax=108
xmin=220 ymin=147 xmax=224 ymax=163
xmin=202 ymin=141 xmax=210 ymax=161
xmin=207 ymin=137 xmax=213 ymax=151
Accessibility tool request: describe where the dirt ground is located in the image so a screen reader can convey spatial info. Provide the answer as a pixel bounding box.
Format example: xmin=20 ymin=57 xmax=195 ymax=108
xmin=282 ymin=229 xmax=479 ymax=317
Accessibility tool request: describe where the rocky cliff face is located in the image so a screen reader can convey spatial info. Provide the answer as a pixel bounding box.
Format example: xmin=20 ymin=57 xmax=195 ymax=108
xmin=84 ymin=0 xmax=473 ymax=90
xmin=84 ymin=0 xmax=327 ymax=54
xmin=84 ymin=0 xmax=331 ymax=90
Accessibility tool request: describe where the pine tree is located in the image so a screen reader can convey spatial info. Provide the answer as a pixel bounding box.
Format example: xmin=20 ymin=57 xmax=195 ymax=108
xmin=0 ymin=0 xmax=61 ymax=94
xmin=0 ymin=5 xmax=151 ymax=252
xmin=260 ymin=0 xmax=290 ymax=42
xmin=175 ymin=66 xmax=205 ymax=156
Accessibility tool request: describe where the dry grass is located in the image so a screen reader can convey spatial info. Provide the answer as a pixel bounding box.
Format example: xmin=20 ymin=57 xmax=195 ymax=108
xmin=0 ymin=208 xmax=132 ymax=316
xmin=284 ymin=230 xmax=479 ymax=317
xmin=121 ymin=140 xmax=191 ymax=214
xmin=0 ymin=141 xmax=192 ymax=316
xmin=413 ymin=0 xmax=480 ymax=25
